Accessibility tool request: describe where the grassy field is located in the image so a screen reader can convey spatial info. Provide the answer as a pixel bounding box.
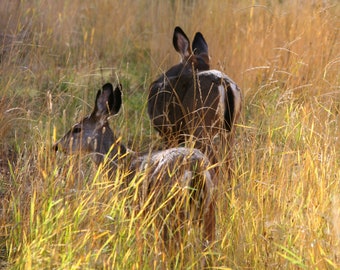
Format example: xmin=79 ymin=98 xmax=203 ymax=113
xmin=0 ymin=0 xmax=339 ymax=269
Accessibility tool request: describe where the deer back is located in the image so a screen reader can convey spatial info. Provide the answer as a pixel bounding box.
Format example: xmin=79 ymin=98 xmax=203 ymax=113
xmin=148 ymin=71 xmax=241 ymax=145
xmin=129 ymin=147 xmax=216 ymax=243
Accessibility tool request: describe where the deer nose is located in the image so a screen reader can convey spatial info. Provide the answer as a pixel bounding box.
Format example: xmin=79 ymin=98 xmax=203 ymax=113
xmin=52 ymin=143 xmax=59 ymax=152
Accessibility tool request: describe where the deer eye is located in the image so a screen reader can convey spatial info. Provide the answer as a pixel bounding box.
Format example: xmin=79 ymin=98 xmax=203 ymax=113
xmin=72 ymin=126 xmax=82 ymax=134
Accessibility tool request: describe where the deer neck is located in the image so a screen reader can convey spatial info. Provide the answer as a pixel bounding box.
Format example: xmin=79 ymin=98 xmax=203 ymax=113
xmin=92 ymin=137 xmax=139 ymax=173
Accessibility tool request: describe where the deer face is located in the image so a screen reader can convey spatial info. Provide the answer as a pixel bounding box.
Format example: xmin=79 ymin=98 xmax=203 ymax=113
xmin=53 ymin=115 xmax=115 ymax=154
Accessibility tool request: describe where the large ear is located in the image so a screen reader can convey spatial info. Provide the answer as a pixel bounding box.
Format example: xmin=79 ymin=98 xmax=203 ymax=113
xmin=192 ymin=32 xmax=208 ymax=56
xmin=111 ymin=84 xmax=122 ymax=114
xmin=173 ymin=26 xmax=191 ymax=60
xmin=93 ymin=83 xmax=122 ymax=117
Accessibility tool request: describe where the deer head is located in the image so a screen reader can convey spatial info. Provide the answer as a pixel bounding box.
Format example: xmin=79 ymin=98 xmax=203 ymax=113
xmin=53 ymin=83 xmax=126 ymax=165
xmin=164 ymin=26 xmax=210 ymax=78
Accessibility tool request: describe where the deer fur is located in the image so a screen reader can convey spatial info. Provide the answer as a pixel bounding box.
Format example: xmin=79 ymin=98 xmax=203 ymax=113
xmin=148 ymin=26 xmax=242 ymax=166
xmin=53 ymin=83 xmax=216 ymax=248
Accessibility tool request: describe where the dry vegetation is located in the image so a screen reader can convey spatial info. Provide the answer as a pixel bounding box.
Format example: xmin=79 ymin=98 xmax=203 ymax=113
xmin=0 ymin=0 xmax=339 ymax=269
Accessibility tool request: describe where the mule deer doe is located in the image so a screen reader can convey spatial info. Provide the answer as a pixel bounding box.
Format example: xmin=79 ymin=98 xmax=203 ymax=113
xmin=53 ymin=83 xmax=216 ymax=249
xmin=148 ymin=26 xmax=242 ymax=168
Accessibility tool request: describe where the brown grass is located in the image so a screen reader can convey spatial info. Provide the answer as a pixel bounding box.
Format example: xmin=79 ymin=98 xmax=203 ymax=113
xmin=0 ymin=0 xmax=339 ymax=269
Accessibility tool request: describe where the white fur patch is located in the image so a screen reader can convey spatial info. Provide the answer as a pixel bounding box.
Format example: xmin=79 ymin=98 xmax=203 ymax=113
xmin=217 ymin=84 xmax=226 ymax=122
xmin=198 ymin=69 xmax=235 ymax=84
xmin=230 ymin=82 xmax=241 ymax=119
xmin=198 ymin=69 xmax=241 ymax=118
xmin=198 ymin=70 xmax=224 ymax=78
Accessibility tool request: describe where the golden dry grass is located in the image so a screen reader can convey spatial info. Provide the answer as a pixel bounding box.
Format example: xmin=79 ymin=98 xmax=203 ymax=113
xmin=0 ymin=0 xmax=339 ymax=269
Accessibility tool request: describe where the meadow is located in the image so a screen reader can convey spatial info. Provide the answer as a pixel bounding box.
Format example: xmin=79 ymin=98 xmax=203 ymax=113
xmin=0 ymin=0 xmax=339 ymax=269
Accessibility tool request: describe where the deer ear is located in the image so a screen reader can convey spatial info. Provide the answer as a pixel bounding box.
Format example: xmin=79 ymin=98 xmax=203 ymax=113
xmin=111 ymin=84 xmax=122 ymax=114
xmin=93 ymin=83 xmax=122 ymax=117
xmin=173 ymin=26 xmax=191 ymax=60
xmin=192 ymin=32 xmax=208 ymax=56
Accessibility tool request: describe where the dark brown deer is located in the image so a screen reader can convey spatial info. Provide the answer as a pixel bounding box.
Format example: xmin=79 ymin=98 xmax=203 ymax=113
xmin=148 ymin=26 xmax=242 ymax=167
xmin=53 ymin=83 xmax=216 ymax=252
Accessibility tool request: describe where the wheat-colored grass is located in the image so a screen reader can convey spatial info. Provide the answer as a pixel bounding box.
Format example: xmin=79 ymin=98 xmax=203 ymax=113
xmin=0 ymin=0 xmax=339 ymax=269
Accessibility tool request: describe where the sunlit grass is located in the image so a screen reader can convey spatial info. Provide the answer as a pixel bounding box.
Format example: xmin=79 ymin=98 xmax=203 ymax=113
xmin=0 ymin=0 xmax=339 ymax=269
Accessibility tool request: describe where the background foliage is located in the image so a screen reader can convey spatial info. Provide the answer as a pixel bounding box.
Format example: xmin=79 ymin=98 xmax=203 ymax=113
xmin=0 ymin=0 xmax=339 ymax=269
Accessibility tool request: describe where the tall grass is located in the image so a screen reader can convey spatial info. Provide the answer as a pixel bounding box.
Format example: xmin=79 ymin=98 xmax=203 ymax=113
xmin=0 ymin=0 xmax=339 ymax=269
